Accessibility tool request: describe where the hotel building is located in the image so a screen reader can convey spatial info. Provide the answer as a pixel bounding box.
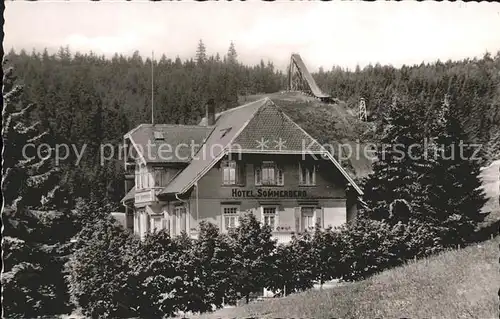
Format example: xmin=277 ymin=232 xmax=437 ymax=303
xmin=121 ymin=97 xmax=362 ymax=243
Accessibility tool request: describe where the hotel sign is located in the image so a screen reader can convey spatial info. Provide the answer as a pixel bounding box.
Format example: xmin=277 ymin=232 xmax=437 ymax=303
xmin=231 ymin=189 xmax=307 ymax=198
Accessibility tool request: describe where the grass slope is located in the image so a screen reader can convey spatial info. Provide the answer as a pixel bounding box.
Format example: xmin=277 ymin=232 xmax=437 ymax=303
xmin=193 ymin=237 xmax=499 ymax=319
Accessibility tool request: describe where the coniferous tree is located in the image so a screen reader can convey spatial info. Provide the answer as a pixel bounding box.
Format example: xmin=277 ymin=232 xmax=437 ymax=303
xmin=422 ymin=96 xmax=488 ymax=244
xmin=2 ymin=66 xmax=73 ymax=318
xmin=362 ymin=95 xmax=431 ymax=223
xmin=227 ymin=41 xmax=237 ymax=64
xmin=195 ymin=39 xmax=207 ymax=65
xmin=2 ymin=66 xmax=62 ymax=211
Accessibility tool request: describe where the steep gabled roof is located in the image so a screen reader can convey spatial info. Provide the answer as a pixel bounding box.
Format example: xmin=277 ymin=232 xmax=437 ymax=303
xmin=125 ymin=124 xmax=212 ymax=163
xmin=230 ymin=101 xmax=323 ymax=152
xmin=160 ymin=98 xmax=268 ymax=195
xmin=161 ymin=98 xmax=363 ymax=196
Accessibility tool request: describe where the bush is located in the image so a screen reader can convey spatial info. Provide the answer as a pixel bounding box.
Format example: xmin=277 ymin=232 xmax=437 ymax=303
xmin=190 ymin=222 xmax=237 ymax=310
xmin=267 ymin=232 xmax=316 ymax=295
xmin=337 ymin=213 xmax=447 ymax=282
xmin=310 ymin=226 xmax=342 ymax=286
xmin=65 ymin=216 xmax=140 ymax=319
xmin=337 ymin=218 xmax=397 ymax=281
xmin=228 ymin=212 xmax=277 ymax=303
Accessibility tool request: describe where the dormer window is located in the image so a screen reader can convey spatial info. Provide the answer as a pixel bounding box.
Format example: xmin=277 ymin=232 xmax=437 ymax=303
xmin=220 ymin=127 xmax=232 ymax=139
xmin=154 ymin=131 xmax=165 ymax=140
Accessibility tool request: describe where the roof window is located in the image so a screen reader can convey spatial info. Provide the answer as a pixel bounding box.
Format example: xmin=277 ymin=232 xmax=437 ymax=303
xmin=154 ymin=131 xmax=165 ymax=140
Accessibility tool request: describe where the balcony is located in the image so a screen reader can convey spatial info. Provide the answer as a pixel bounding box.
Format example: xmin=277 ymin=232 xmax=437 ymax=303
xmin=134 ymin=189 xmax=156 ymax=204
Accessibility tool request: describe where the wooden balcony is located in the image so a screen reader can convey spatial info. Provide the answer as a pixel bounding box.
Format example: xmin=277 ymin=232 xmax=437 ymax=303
xmin=134 ymin=189 xmax=156 ymax=204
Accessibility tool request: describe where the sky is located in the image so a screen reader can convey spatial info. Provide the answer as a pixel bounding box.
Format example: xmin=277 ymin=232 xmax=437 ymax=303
xmin=4 ymin=1 xmax=500 ymax=72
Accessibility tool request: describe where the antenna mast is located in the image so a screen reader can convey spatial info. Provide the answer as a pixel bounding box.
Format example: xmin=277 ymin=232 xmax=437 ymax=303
xmin=359 ymin=97 xmax=367 ymax=121
xmin=151 ymin=50 xmax=154 ymax=125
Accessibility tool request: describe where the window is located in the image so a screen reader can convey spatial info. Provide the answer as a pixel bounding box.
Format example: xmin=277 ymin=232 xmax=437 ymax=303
xmin=299 ymin=162 xmax=316 ymax=186
xmin=262 ymin=207 xmax=278 ymax=230
xmin=222 ymin=160 xmax=244 ymax=185
xmin=301 ymin=207 xmax=315 ymax=231
xmin=222 ymin=206 xmax=240 ymax=232
xmin=153 ymin=168 xmax=169 ymax=187
xmin=174 ymin=205 xmax=187 ymax=236
xmin=154 ymin=131 xmax=165 ymax=140
xmin=255 ymin=161 xmax=284 ymax=186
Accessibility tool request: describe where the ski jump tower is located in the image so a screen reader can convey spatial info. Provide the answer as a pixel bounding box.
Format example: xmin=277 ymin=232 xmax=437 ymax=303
xmin=287 ymin=53 xmax=332 ymax=103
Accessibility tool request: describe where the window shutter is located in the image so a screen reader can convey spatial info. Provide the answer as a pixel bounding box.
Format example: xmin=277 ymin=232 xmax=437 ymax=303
xmin=255 ymin=167 xmax=262 ymax=185
xmin=298 ymin=162 xmax=303 ymax=185
xmin=315 ymin=207 xmax=324 ymax=229
xmin=238 ymin=163 xmax=245 ymax=185
xmin=294 ymin=207 xmax=301 ymax=233
xmin=277 ymin=166 xmax=284 ymax=185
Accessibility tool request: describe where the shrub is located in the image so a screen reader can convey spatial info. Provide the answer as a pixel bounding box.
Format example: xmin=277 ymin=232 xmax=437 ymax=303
xmin=267 ymin=232 xmax=316 ymax=295
xmin=228 ymin=212 xmax=277 ymax=303
xmin=65 ymin=216 xmax=140 ymax=319
xmin=310 ymin=226 xmax=342 ymax=287
xmin=190 ymin=222 xmax=237 ymax=310
xmin=337 ymin=218 xmax=398 ymax=281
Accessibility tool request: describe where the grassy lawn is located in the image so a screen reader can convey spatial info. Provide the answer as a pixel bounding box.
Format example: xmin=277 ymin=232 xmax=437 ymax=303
xmin=192 ymin=236 xmax=499 ymax=319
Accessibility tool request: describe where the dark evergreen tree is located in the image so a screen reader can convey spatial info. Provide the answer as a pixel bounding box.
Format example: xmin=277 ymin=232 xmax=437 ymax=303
xmin=362 ymin=95 xmax=431 ymax=223
xmin=2 ymin=66 xmax=62 ymax=210
xmin=195 ymin=39 xmax=207 ymax=65
xmin=2 ymin=66 xmax=73 ymax=318
xmin=227 ymin=41 xmax=237 ymax=64
xmin=422 ymin=96 xmax=488 ymax=245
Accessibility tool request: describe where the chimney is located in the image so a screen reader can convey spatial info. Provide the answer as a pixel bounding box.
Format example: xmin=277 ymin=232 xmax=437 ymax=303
xmin=206 ymin=98 xmax=215 ymax=126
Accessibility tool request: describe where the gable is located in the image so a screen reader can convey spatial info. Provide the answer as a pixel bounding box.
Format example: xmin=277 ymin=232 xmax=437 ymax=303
xmin=231 ymin=102 xmax=323 ymax=153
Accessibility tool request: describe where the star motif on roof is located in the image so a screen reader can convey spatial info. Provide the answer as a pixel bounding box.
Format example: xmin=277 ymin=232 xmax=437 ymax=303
xmin=255 ymin=138 xmax=270 ymax=151
xmin=274 ymin=138 xmax=287 ymax=151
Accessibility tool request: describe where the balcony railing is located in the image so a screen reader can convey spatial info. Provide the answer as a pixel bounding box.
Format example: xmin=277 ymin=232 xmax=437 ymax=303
xmin=134 ymin=189 xmax=156 ymax=204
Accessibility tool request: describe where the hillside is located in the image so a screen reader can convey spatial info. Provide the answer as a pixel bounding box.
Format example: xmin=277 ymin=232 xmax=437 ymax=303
xmin=480 ymin=159 xmax=500 ymax=225
xmin=193 ymin=236 xmax=499 ymax=319
xmin=238 ymin=92 xmax=376 ymax=180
